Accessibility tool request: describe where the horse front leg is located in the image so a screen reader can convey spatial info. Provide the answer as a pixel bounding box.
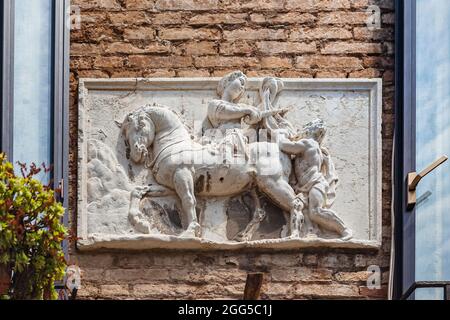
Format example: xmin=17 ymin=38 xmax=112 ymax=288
xmin=173 ymin=167 xmax=201 ymax=238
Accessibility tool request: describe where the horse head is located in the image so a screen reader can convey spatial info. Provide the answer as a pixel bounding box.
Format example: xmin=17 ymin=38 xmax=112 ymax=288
xmin=117 ymin=108 xmax=156 ymax=167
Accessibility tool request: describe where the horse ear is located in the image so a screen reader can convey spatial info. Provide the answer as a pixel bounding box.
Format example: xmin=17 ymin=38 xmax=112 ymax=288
xmin=114 ymin=120 xmax=122 ymax=128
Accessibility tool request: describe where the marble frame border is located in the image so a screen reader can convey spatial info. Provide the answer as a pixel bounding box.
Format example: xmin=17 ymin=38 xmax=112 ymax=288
xmin=77 ymin=77 xmax=383 ymax=251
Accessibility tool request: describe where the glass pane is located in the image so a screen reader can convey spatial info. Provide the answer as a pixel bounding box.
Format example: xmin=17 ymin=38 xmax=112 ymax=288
xmin=415 ymin=0 xmax=450 ymax=298
xmin=415 ymin=288 xmax=444 ymax=301
xmin=13 ymin=0 xmax=53 ymax=177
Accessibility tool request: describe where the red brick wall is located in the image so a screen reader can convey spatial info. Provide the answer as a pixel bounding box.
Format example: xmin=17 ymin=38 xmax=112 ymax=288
xmin=69 ymin=0 xmax=394 ymax=299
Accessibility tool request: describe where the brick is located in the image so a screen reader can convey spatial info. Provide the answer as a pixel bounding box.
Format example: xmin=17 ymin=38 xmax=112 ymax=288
xmin=169 ymin=268 xmax=247 ymax=284
xmin=257 ymin=41 xmax=317 ymax=54
xmin=359 ymin=285 xmax=388 ymax=298
xmin=180 ymin=41 xmax=217 ymax=55
xmin=250 ymin=12 xmax=316 ymax=25
xmin=124 ymin=0 xmax=155 ymax=10
xmin=124 ymin=27 xmax=156 ymax=40
xmin=71 ymin=43 xmax=102 ymax=56
xmin=249 ymin=14 xmax=266 ymax=24
xmin=76 ymin=285 xmax=99 ymax=299
xmin=224 ymin=28 xmax=286 ymax=41
xmin=129 ymin=55 xmax=193 ymax=68
xmin=383 ymin=70 xmax=394 ymax=82
xmin=104 ymin=268 xmax=169 ymax=282
xmin=384 ymin=41 xmax=394 ymax=55
xmin=153 ymin=254 xmax=190 ymax=266
xmin=220 ymin=41 xmax=254 ymax=56
xmin=353 ymin=27 xmax=394 ymax=41
xmin=109 ymin=12 xmax=150 ymax=25
xmin=246 ymin=70 xmax=279 ymax=77
xmin=151 ymin=13 xmax=184 ymax=25
xmin=260 ymin=56 xmax=292 ymax=69
xmin=290 ymin=27 xmax=352 ymax=40
xmin=382 ymin=13 xmax=395 ymax=25
xmin=286 ymin=0 xmax=351 ymax=11
xmin=362 ymin=56 xmax=394 ymax=68
xmin=293 ymin=283 xmax=360 ymax=298
xmin=223 ymin=0 xmax=284 ymax=11
xmin=145 ymin=42 xmax=173 ymax=53
xmin=322 ymin=42 xmax=383 ymax=54
xmin=72 ymin=0 xmax=122 ymax=10
xmin=349 ymin=68 xmax=381 ymax=78
xmin=78 ymin=70 xmax=110 ymax=78
xmin=280 ymin=70 xmax=313 ymax=78
xmin=93 ymin=56 xmax=124 ymax=68
xmin=159 ymin=28 xmax=220 ymax=40
xmin=143 ymin=69 xmax=177 ymax=77
xmin=100 ymin=284 xmax=130 ymax=297
xmin=81 ymin=268 xmax=105 ymax=282
xmin=155 ymin=0 xmax=219 ymax=11
xmin=104 ymin=42 xmax=145 ymax=54
xmin=133 ymin=283 xmax=194 ymax=298
xmin=319 ymin=254 xmax=353 ymax=268
xmin=316 ymin=70 xmax=347 ymax=78
xmin=334 ymin=271 xmax=372 ymax=282
xmin=266 ymin=253 xmax=303 ymax=267
xmin=212 ymin=69 xmax=241 ymax=77
xmin=296 ymin=55 xmax=363 ymax=70
xmin=319 ymin=12 xmax=369 ymax=25
xmin=350 ymin=0 xmax=394 ymax=10
xmin=189 ymin=13 xmax=247 ymax=25
xmin=111 ymin=70 xmax=143 ymax=77
xmin=177 ymin=69 xmax=210 ymax=77
xmin=265 ymin=282 xmax=294 ymax=298
xmin=194 ymin=56 xmax=259 ymax=68
xmin=72 ymin=26 xmax=118 ymax=42
xmin=80 ymin=13 xmax=108 ymax=24
xmin=271 ymin=267 xmax=333 ymax=282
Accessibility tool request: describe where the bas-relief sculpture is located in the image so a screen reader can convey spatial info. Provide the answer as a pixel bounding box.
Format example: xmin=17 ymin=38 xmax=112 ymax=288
xmin=77 ymin=73 xmax=382 ymax=250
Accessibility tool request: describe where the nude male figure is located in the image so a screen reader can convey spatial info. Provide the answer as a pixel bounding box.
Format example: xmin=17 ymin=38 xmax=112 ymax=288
xmin=280 ymin=120 xmax=353 ymax=240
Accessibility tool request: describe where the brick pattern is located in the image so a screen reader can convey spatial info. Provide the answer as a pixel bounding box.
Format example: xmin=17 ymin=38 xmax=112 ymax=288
xmin=69 ymin=0 xmax=395 ymax=299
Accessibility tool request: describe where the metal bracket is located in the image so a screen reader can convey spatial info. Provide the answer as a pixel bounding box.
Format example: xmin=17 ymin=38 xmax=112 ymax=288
xmin=407 ymin=156 xmax=448 ymax=210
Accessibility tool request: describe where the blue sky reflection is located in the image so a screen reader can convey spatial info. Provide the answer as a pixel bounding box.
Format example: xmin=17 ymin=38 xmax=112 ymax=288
xmin=415 ymin=0 xmax=450 ymax=299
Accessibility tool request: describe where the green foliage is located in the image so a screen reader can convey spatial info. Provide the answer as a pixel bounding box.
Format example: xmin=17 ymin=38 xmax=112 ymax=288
xmin=0 ymin=154 xmax=67 ymax=300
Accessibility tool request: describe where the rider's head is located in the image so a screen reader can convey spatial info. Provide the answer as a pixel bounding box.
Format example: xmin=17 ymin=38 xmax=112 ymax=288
xmin=217 ymin=71 xmax=247 ymax=103
xmin=302 ymin=119 xmax=327 ymax=144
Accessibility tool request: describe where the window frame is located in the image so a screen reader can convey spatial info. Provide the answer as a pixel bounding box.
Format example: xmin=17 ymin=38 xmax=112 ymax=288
xmin=394 ymin=0 xmax=450 ymax=300
xmin=0 ymin=0 xmax=70 ymax=240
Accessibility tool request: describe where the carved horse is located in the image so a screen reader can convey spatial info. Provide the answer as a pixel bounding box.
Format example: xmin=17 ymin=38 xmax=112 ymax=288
xmin=119 ymin=106 xmax=304 ymax=239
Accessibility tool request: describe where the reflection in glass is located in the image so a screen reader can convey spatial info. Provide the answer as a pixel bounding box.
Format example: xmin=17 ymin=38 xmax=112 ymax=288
xmin=415 ymin=0 xmax=450 ymax=299
xmin=13 ymin=0 xmax=53 ymax=179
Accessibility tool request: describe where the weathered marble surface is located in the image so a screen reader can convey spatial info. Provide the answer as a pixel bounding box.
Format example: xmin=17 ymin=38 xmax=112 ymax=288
xmin=77 ymin=77 xmax=382 ymax=250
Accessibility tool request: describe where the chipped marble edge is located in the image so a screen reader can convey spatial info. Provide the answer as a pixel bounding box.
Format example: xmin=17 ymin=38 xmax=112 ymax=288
xmin=77 ymin=234 xmax=381 ymax=251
